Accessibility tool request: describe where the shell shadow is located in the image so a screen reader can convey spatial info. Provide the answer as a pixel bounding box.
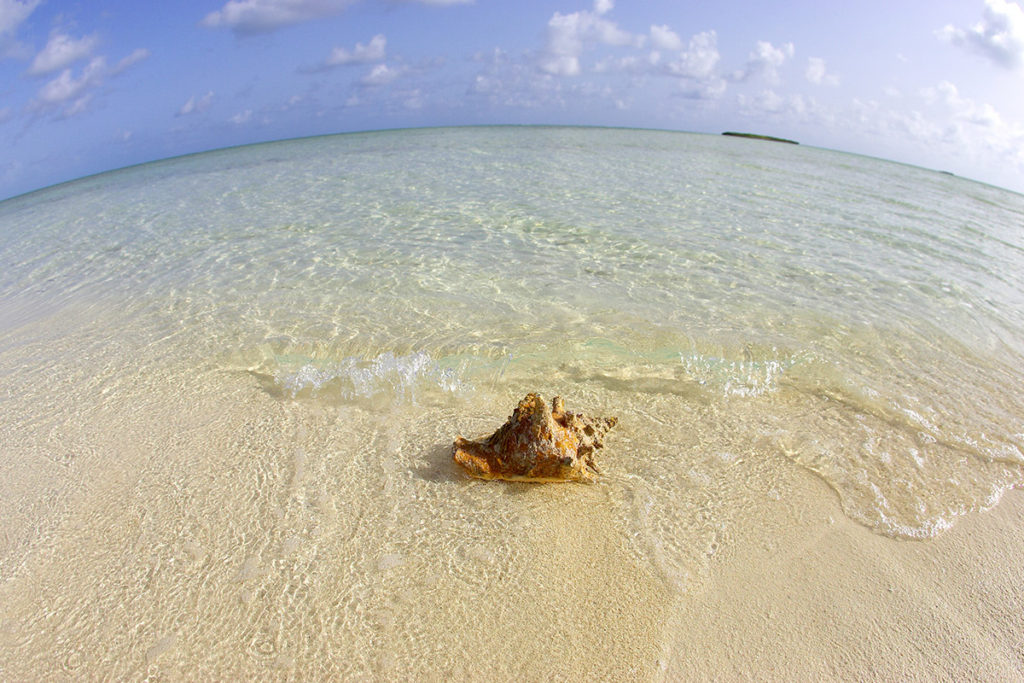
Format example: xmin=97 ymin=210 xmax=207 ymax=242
xmin=412 ymin=441 xmax=464 ymax=483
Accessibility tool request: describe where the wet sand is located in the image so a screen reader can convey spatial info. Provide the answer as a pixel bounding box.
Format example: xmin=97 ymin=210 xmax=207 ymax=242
xmin=668 ymin=470 xmax=1024 ymax=680
xmin=1 ymin=361 xmax=1020 ymax=680
xmin=0 ymin=373 xmax=675 ymax=680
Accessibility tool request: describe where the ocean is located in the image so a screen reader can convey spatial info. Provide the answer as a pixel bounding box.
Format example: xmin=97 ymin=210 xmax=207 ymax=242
xmin=1 ymin=126 xmax=1022 ymax=678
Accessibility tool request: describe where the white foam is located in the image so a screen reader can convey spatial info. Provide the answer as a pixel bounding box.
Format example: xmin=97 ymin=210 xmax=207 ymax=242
xmin=276 ymin=351 xmax=468 ymax=402
xmin=680 ymin=352 xmax=796 ymax=397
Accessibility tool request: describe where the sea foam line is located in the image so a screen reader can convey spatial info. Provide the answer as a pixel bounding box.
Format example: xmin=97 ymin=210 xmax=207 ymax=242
xmin=680 ymin=352 xmax=796 ymax=397
xmin=277 ymin=351 xmax=468 ymax=401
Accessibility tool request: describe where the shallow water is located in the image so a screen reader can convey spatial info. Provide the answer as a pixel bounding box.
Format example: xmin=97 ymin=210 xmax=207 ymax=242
xmin=1 ymin=126 xmax=1022 ymax=677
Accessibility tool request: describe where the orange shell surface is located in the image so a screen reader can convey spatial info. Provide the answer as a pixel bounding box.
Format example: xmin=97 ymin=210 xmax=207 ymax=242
xmin=452 ymin=393 xmax=617 ymax=482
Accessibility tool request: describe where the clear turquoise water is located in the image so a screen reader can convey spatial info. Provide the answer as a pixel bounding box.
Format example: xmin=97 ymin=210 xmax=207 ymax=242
xmin=1 ymin=126 xmax=1022 ymax=676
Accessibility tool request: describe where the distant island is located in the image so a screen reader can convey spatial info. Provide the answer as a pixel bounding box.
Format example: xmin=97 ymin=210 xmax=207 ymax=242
xmin=722 ymin=132 xmax=799 ymax=145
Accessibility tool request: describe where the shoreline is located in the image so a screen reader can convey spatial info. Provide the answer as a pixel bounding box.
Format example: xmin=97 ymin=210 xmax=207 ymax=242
xmin=667 ymin=464 xmax=1024 ymax=679
xmin=1 ymin=370 xmax=1022 ymax=678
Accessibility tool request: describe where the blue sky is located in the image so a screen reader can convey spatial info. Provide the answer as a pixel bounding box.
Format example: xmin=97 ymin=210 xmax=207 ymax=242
xmin=2 ymin=0 xmax=1023 ymax=199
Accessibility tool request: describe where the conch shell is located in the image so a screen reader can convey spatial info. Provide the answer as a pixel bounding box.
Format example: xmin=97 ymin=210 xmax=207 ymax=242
xmin=453 ymin=393 xmax=617 ymax=482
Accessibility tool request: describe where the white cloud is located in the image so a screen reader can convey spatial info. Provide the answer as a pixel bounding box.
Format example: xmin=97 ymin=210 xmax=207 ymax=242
xmin=202 ymin=0 xmax=470 ymax=34
xmin=471 ymin=47 xmax=508 ymax=65
xmin=733 ymin=40 xmax=794 ymax=83
xmin=678 ymin=77 xmax=727 ymax=101
xmin=230 ymin=109 xmax=252 ymax=124
xmin=737 ymin=88 xmax=822 ymax=124
xmin=0 ymin=0 xmax=38 ymax=34
xmin=664 ymin=30 xmax=719 ymax=80
xmin=584 ymin=23 xmax=724 ymax=97
xmin=62 ymin=94 xmax=93 ymax=117
xmin=28 ymin=31 xmax=98 ymax=75
xmin=37 ymin=56 xmax=106 ymax=106
xmin=738 ymin=88 xmax=783 ymax=113
xmin=805 ymin=56 xmax=839 ymax=86
xmin=830 ymin=80 xmax=1024 ymax=185
xmin=32 ymin=48 xmax=149 ymax=118
xmin=939 ymin=0 xmax=1024 ymax=68
xmin=360 ymin=62 xmax=403 ymax=86
xmin=0 ymin=0 xmax=41 ymax=58
xmin=650 ymin=24 xmax=683 ymax=51
xmin=113 ymin=48 xmax=150 ymax=73
xmin=539 ymin=3 xmax=642 ymax=76
xmin=202 ymin=0 xmax=359 ymax=34
xmin=921 ymin=80 xmax=1007 ymax=129
xmin=467 ymin=54 xmax=562 ymax=110
xmin=178 ymin=91 xmax=214 ymax=116
xmin=593 ymin=54 xmax=644 ymax=73
xmin=468 ymin=73 xmax=496 ymax=95
xmin=325 ymin=34 xmax=385 ymax=66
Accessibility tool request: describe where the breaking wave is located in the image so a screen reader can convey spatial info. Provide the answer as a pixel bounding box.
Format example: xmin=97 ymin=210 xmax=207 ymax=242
xmin=271 ymin=351 xmax=469 ymax=403
xmin=679 ymin=351 xmax=797 ymax=397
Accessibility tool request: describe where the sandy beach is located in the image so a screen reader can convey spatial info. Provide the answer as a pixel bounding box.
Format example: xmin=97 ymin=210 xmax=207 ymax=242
xmin=668 ymin=468 xmax=1024 ymax=680
xmin=0 ymin=358 xmax=1021 ymax=680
